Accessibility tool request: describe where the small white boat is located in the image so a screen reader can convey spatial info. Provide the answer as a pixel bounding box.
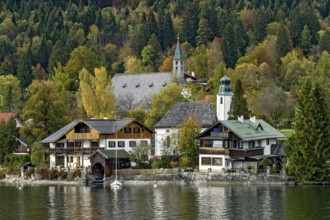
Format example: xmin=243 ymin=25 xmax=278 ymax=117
xmin=111 ymin=180 xmax=122 ymax=189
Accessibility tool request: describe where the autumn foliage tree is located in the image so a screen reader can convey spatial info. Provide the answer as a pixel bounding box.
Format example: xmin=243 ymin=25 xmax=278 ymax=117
xmin=79 ymin=67 xmax=116 ymax=118
xmin=178 ymin=116 xmax=201 ymax=166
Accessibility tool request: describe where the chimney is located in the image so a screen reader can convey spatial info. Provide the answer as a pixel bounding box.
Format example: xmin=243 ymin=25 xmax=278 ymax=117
xmin=250 ymin=116 xmax=256 ymax=123
xmin=238 ymin=116 xmax=244 ymax=123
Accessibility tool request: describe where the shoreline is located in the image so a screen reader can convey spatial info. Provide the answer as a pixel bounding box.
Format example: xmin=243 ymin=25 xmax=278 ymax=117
xmin=1 ymin=173 xmax=328 ymax=186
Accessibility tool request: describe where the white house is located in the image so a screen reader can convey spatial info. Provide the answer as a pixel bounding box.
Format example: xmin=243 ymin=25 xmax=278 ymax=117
xmin=154 ymin=102 xmax=218 ymax=156
xmin=41 ymin=119 xmax=153 ymax=170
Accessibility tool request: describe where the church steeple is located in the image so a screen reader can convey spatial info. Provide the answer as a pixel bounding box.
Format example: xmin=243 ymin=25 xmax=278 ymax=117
xmin=217 ymin=74 xmax=234 ymax=121
xmin=173 ymin=35 xmax=184 ymax=79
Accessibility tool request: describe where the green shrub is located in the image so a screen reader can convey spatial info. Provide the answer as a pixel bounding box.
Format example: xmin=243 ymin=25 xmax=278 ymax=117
xmin=150 ymin=158 xmax=165 ymax=169
xmin=67 ymin=172 xmax=74 ymax=181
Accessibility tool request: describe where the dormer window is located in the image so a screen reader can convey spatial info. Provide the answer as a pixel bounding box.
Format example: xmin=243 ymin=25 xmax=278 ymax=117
xmin=149 ymin=83 xmax=153 ymax=87
xmin=122 ymin=83 xmax=127 ymax=88
xmin=256 ymin=123 xmax=264 ymax=130
xmin=162 ymin=82 xmax=167 ymax=87
xmin=136 ymin=83 xmax=140 ymax=88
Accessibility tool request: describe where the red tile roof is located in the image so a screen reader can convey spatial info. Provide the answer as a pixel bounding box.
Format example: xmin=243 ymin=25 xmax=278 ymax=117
xmin=0 ymin=112 xmax=17 ymax=123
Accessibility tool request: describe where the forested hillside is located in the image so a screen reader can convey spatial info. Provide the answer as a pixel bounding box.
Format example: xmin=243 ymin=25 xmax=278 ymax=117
xmin=0 ymin=0 xmax=330 ymax=144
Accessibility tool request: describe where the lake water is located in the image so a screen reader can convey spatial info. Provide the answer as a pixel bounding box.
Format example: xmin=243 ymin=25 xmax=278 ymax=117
xmin=0 ymin=183 xmax=329 ymax=220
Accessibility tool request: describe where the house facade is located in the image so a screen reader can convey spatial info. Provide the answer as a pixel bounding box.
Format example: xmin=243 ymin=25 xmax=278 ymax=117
xmin=197 ymin=116 xmax=287 ymax=172
xmin=154 ymin=102 xmax=218 ymax=156
xmin=41 ymin=119 xmax=153 ymax=170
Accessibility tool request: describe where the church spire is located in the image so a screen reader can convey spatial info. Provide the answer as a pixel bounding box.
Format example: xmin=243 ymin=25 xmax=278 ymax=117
xmin=173 ymin=35 xmax=184 ymax=79
xmin=217 ymin=73 xmax=234 ymax=121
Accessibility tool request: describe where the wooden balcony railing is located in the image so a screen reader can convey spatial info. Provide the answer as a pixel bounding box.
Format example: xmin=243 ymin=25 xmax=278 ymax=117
xmin=210 ymin=132 xmax=229 ymax=138
xmin=199 ymin=147 xmax=230 ymax=155
xmin=45 ymin=147 xmax=100 ymax=154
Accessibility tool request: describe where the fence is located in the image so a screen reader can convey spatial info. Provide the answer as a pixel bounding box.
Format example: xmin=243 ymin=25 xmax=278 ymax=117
xmin=116 ymin=169 xmax=179 ymax=175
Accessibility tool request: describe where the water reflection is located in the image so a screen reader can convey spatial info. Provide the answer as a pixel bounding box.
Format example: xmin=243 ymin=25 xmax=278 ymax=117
xmin=1 ymin=184 xmax=329 ymax=219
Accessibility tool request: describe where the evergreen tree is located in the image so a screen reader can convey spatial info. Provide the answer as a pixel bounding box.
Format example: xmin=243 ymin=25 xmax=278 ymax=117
xmin=254 ymin=8 xmax=270 ymax=42
xmin=276 ymin=23 xmax=293 ymax=58
xmin=158 ymin=9 xmax=175 ymax=50
xmin=319 ymin=28 xmax=330 ymax=53
xmin=300 ymin=25 xmax=312 ymax=56
xmin=17 ymin=46 xmax=34 ymax=89
xmin=285 ymin=80 xmax=330 ymax=182
xmin=196 ymin=18 xmax=212 ymax=46
xmin=181 ymin=1 xmax=199 ymax=47
xmin=221 ymin=23 xmax=239 ymax=68
xmin=228 ymin=80 xmax=250 ymax=119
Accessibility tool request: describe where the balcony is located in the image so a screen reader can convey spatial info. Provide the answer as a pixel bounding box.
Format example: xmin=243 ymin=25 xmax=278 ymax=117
xmin=210 ymin=132 xmax=229 ymax=138
xmin=45 ymin=147 xmax=100 ymax=154
xmin=199 ymin=147 xmax=230 ymax=155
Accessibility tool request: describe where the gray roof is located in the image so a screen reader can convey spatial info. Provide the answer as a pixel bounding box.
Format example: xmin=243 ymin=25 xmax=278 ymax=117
xmin=83 ymin=119 xmax=134 ymax=134
xmin=41 ymin=118 xmax=144 ymax=143
xmin=41 ymin=121 xmax=78 ymax=143
xmin=112 ymin=72 xmax=173 ymax=107
xmin=154 ymin=102 xmax=218 ymax=128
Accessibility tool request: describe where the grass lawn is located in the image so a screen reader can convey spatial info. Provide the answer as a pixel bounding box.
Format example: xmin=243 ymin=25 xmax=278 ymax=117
xmin=280 ymin=129 xmax=295 ymax=138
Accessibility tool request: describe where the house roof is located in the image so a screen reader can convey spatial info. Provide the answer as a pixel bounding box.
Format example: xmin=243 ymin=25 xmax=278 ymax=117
xmin=0 ymin=112 xmax=17 ymax=123
xmin=112 ymin=72 xmax=172 ymax=107
xmin=41 ymin=118 xmax=152 ymax=143
xmin=218 ymin=74 xmax=234 ymax=96
xmin=154 ymin=102 xmax=218 ymax=128
xmin=197 ymin=119 xmax=287 ymax=141
xmin=89 ymin=149 xmax=130 ymax=159
xmin=41 ymin=121 xmax=78 ymax=143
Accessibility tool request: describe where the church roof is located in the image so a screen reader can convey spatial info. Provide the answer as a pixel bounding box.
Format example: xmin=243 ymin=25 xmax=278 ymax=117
xmin=154 ymin=102 xmax=217 ymax=128
xmin=173 ymin=38 xmax=183 ymax=60
xmin=112 ymin=72 xmax=173 ymax=107
xmin=218 ymin=74 xmax=234 ymax=96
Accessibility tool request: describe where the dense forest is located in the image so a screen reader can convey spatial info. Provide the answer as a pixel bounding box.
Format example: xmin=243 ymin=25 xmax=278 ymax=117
xmin=0 ymin=0 xmax=330 ymax=146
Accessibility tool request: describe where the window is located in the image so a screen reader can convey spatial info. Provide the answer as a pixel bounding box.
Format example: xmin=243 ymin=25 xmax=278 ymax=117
xmin=133 ymin=127 xmax=140 ymax=133
xmin=67 ymin=141 xmax=82 ymax=148
xmin=108 ymin=141 xmax=116 ymax=148
xmin=91 ymin=141 xmax=99 ymax=148
xmin=239 ymin=142 xmax=243 ymax=149
xmin=266 ymin=139 xmax=270 ymax=145
xmin=212 ymin=158 xmax=223 ymax=166
xmin=233 ymin=140 xmax=237 ymax=149
xmin=202 ymin=140 xmax=212 ymax=147
xmin=129 ymin=141 xmax=136 ymax=147
xmin=141 ymin=141 xmax=148 ymax=147
xmin=213 ymin=141 xmax=222 ymax=148
xmin=74 ymin=123 xmax=90 ymax=133
xmin=257 ymin=140 xmax=262 ymax=147
xmin=55 ymin=143 xmax=64 ymax=148
xmin=249 ymin=141 xmax=255 ymax=149
xmin=124 ymin=127 xmax=131 ymax=133
xmin=202 ymin=157 xmax=212 ymax=165
xmin=55 ymin=156 xmax=64 ymax=166
xmin=118 ymin=141 xmax=125 ymax=148
xmin=220 ymin=97 xmax=223 ymax=104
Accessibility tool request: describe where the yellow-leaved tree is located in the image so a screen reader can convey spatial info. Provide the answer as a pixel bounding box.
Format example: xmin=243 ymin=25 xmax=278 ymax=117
xmin=79 ymin=67 xmax=116 ymax=118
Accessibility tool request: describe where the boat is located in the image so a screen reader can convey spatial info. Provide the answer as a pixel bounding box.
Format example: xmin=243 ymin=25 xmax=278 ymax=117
xmin=111 ymin=128 xmax=122 ymax=189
